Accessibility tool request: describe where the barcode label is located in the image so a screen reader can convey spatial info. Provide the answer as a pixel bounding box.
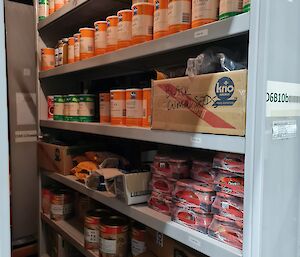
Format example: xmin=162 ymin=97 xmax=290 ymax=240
xmin=182 ymin=13 xmax=190 ymax=23
xmin=148 ymin=26 xmax=153 ymax=35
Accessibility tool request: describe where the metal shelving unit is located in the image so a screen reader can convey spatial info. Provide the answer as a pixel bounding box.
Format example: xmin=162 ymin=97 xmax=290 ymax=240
xmin=45 ymin=171 xmax=242 ymax=257
xmin=40 ymin=120 xmax=245 ymax=153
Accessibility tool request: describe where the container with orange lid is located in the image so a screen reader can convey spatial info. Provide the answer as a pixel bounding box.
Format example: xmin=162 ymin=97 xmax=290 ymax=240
xmin=74 ymin=33 xmax=80 ymax=62
xmin=208 ymin=215 xmax=243 ymax=249
xmin=41 ymin=48 xmax=55 ymax=71
xmin=100 ymin=216 xmax=129 ymax=257
xmin=49 ymin=0 xmax=54 ymax=14
xmin=117 ymin=9 xmax=133 ymax=49
xmin=84 ymin=209 xmax=110 ymax=250
xmin=172 ymin=202 xmax=213 ymax=233
xmin=94 ymin=21 xmax=107 ymax=55
xmin=79 ymin=28 xmax=95 ymax=60
xmin=110 ymin=90 xmax=126 ymax=125
xmin=168 ymin=0 xmax=191 ymax=34
xmin=192 ymin=0 xmax=219 ymax=28
xmin=142 ymin=88 xmax=151 ymax=127
xmin=132 ymin=3 xmax=154 ymax=45
xmin=99 ymin=93 xmax=110 ymax=123
xmin=153 ymin=0 xmax=169 ymax=39
xmin=125 ymin=89 xmax=143 ymax=127
xmin=67 ymin=37 xmax=75 ymax=64
xmin=131 ymin=222 xmax=147 ymax=256
xmin=106 ymin=16 xmax=118 ymax=52
xmin=173 ymin=179 xmax=215 ymax=212
xmin=54 ymin=0 xmax=64 ymax=11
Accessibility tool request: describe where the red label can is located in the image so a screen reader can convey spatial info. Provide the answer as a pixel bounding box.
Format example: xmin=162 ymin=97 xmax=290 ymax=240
xmin=48 ymin=96 xmax=54 ymax=120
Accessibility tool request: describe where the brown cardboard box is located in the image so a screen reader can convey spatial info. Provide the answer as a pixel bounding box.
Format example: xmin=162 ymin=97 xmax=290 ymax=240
xmin=146 ymin=228 xmax=207 ymax=257
xmin=38 ymin=141 xmax=97 ymax=175
xmin=152 ymin=70 xmax=247 ymax=136
xmin=115 ymin=172 xmax=151 ymax=205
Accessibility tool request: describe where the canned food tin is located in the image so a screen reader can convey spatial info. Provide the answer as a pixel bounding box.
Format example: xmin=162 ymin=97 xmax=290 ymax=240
xmin=106 ymin=16 xmax=118 ymax=52
xmin=68 ymin=37 xmax=75 ymax=64
xmin=78 ymin=94 xmax=96 ymax=122
xmin=126 ymin=89 xmax=143 ymax=127
xmin=243 ymin=0 xmax=250 ymax=12
xmin=110 ymin=90 xmax=126 ymax=125
xmin=49 ymin=0 xmax=54 ymax=14
xmin=168 ymin=0 xmax=191 ymax=34
xmin=74 ymin=33 xmax=81 ymax=62
xmin=142 ymin=88 xmax=151 ymax=127
xmin=153 ymin=0 xmax=169 ymax=39
xmin=219 ymin=0 xmax=243 ymax=20
xmin=131 ymin=222 xmax=147 ymax=256
xmin=84 ymin=209 xmax=110 ymax=250
xmin=66 ymin=95 xmax=79 ymax=121
xmin=79 ymin=28 xmax=95 ymax=60
xmin=47 ymin=96 xmax=54 ymax=120
xmin=192 ymin=0 xmax=219 ymax=28
xmin=53 ymin=95 xmax=64 ymax=120
xmin=50 ymin=189 xmax=73 ymax=221
xmin=63 ymin=95 xmax=69 ymax=120
xmin=99 ymin=93 xmax=110 ymax=123
xmin=94 ymin=21 xmax=107 ymax=55
xmin=39 ymin=0 xmax=49 ymax=21
xmin=132 ymin=3 xmax=154 ymax=45
xmin=117 ymin=10 xmax=133 ymax=49
xmin=100 ymin=216 xmax=129 ymax=257
xmin=41 ymin=48 xmax=55 ymax=71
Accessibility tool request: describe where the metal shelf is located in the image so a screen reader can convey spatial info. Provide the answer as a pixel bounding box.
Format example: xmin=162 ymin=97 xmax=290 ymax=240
xmin=40 ymin=120 xmax=245 ymax=153
xmin=38 ymin=0 xmax=130 ymax=46
xmin=39 ymin=13 xmax=250 ymax=80
xmin=44 ymin=171 xmax=242 ymax=257
xmin=41 ymin=213 xmax=98 ymax=257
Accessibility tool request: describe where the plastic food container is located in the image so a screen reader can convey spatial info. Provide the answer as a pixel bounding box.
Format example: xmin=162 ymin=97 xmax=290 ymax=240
xmin=192 ymin=0 xmax=219 ymax=28
xmin=142 ymin=88 xmax=151 ymax=127
xmin=67 ymin=37 xmax=75 ymax=64
xmin=151 ymin=174 xmax=177 ymax=195
xmin=213 ymin=153 xmax=245 ymax=175
xmin=168 ymin=0 xmax=191 ymax=34
xmin=41 ymin=48 xmax=55 ymax=71
xmin=125 ymin=89 xmax=143 ymax=127
xmin=110 ymin=89 xmax=126 ymax=125
xmin=74 ymin=33 xmax=81 ymax=62
xmin=79 ymin=28 xmax=95 ymax=60
xmin=148 ymin=191 xmax=173 ymax=216
xmin=219 ymin=0 xmax=243 ymax=20
xmin=208 ymin=215 xmax=243 ymax=249
xmin=172 ymin=202 xmax=213 ymax=233
xmin=153 ymin=0 xmax=169 ymax=39
xmin=117 ymin=9 xmax=133 ymax=49
xmin=173 ymin=179 xmax=215 ymax=212
xmin=152 ymin=154 xmax=170 ymax=175
xmin=211 ymin=192 xmax=243 ymax=221
xmin=94 ymin=21 xmax=107 ymax=55
xmin=214 ymin=171 xmax=244 ymax=198
xmin=190 ymin=160 xmax=216 ymax=184
xmin=168 ymin=158 xmax=190 ymax=179
xmin=106 ymin=16 xmax=118 ymax=52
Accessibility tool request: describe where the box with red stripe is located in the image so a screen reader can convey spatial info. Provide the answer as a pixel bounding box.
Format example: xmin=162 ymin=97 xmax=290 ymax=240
xmin=151 ymin=70 xmax=247 ymax=136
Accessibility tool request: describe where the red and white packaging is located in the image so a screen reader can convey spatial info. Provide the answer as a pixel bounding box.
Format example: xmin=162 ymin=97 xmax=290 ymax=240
xmin=151 ymin=173 xmax=177 ymax=195
xmin=173 ymin=179 xmax=215 ymax=212
xmin=148 ymin=191 xmax=173 ymax=216
xmin=214 ymin=171 xmax=244 ymax=198
xmin=211 ymin=192 xmax=243 ymax=221
xmin=213 ymin=153 xmax=245 ymax=175
xmin=168 ymin=158 xmax=190 ymax=179
xmin=153 ymin=155 xmax=170 ymax=176
xmin=47 ymin=96 xmax=54 ymax=120
xmin=191 ymin=160 xmax=217 ymax=184
xmin=172 ymin=202 xmax=213 ymax=234
xmin=208 ymin=215 xmax=243 ymax=250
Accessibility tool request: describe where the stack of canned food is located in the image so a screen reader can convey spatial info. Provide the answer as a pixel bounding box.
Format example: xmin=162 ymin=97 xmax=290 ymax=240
xmin=40 ymin=0 xmax=251 ymax=71
xmin=47 ymin=94 xmax=96 ymax=122
xmin=38 ymin=0 xmax=70 ymax=21
xmin=148 ymin=151 xmax=245 ymax=250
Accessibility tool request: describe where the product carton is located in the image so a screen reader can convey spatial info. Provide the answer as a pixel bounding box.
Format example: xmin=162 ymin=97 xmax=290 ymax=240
xmin=38 ymin=141 xmax=97 ymax=175
xmin=152 ymin=70 xmax=247 ymax=136
xmin=146 ymin=228 xmax=207 ymax=257
xmin=115 ymin=171 xmax=151 ymax=205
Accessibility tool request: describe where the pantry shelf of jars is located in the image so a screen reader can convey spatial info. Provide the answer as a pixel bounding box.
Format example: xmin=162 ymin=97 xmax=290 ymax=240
xmin=35 ymin=1 xmax=272 ymax=257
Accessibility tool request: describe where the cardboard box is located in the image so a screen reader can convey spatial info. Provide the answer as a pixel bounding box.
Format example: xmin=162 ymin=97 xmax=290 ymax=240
xmin=38 ymin=141 xmax=97 ymax=175
xmin=152 ymin=70 xmax=247 ymax=136
xmin=146 ymin=228 xmax=207 ymax=257
xmin=115 ymin=172 xmax=151 ymax=205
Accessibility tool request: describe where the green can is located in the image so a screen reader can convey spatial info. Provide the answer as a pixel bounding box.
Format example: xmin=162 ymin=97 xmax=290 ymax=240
xmin=63 ymin=95 xmax=69 ymax=121
xmin=243 ymin=0 xmax=250 ymax=12
xmin=78 ymin=94 xmax=96 ymax=122
xmin=53 ymin=95 xmax=64 ymax=121
xmin=38 ymin=0 xmax=49 ymax=21
xmin=219 ymin=0 xmax=243 ymax=20
xmin=66 ymin=95 xmax=79 ymax=122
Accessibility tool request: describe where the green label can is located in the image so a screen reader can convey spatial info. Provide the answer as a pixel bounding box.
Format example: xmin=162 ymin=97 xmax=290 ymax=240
xmin=78 ymin=94 xmax=96 ymax=122
xmin=67 ymin=95 xmax=79 ymax=122
xmin=38 ymin=0 xmax=49 ymax=21
xmin=63 ymin=95 xmax=70 ymax=121
xmin=53 ymin=95 xmax=65 ymax=121
xmin=243 ymin=0 xmax=250 ymax=12
xmin=219 ymin=0 xmax=243 ymax=20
